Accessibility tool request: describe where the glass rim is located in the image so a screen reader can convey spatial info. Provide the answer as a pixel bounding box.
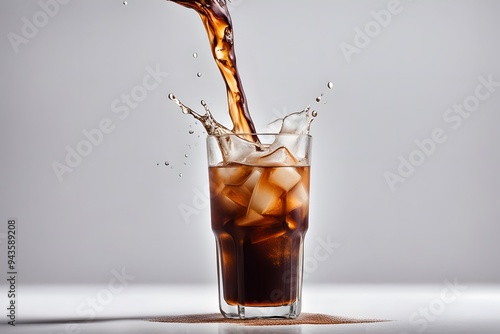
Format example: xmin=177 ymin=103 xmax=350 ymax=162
xmin=207 ymin=133 xmax=312 ymax=138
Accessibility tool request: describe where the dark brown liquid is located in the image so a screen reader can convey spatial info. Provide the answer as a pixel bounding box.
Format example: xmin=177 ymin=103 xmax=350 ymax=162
xmin=167 ymin=0 xmax=257 ymax=141
xmin=209 ymin=164 xmax=309 ymax=306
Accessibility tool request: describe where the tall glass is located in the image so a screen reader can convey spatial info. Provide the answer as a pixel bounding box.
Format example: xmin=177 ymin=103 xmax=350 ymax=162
xmin=207 ymin=133 xmax=311 ymax=319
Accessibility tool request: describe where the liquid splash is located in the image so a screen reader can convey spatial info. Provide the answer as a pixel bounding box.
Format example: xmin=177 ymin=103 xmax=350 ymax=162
xmin=167 ymin=0 xmax=257 ymax=136
xmin=167 ymin=0 xmax=319 ymax=139
xmin=169 ymin=93 xmax=316 ymax=137
xmin=168 ymin=94 xmax=232 ymax=136
xmin=167 ymin=0 xmax=320 ymax=165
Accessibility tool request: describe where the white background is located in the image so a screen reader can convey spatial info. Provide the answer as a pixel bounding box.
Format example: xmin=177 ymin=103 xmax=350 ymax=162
xmin=0 ymin=0 xmax=499 ymax=286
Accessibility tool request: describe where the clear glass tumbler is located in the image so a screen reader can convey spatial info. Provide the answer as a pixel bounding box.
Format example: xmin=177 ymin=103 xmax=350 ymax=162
xmin=207 ymin=133 xmax=311 ymax=319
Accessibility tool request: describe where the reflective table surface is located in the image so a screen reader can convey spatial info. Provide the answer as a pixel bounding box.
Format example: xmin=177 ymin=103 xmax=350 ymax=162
xmin=3 ymin=284 xmax=500 ymax=333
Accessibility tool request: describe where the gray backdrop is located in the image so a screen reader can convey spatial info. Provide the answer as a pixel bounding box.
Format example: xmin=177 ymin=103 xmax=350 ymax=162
xmin=1 ymin=0 xmax=499 ymax=285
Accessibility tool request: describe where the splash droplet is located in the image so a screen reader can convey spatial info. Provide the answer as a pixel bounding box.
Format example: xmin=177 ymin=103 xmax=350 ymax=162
xmin=122 ymin=0 xmax=127 ymax=5
xmin=327 ymin=82 xmax=334 ymax=89
xmin=193 ymin=52 xmax=198 ymax=58
xmin=168 ymin=93 xmax=176 ymax=100
xmin=185 ymin=154 xmax=189 ymax=158
xmin=165 ymin=161 xmax=170 ymax=166
xmin=197 ymin=72 xmax=202 ymax=77
xmin=179 ymin=173 xmax=183 ymax=177
xmin=189 ymin=130 xmax=194 ymax=134
xmin=312 ymin=110 xmax=318 ymax=117
xmin=316 ymin=96 xmax=322 ymax=103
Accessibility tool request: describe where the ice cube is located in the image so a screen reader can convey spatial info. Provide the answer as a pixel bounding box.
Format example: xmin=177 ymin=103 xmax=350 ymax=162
xmin=286 ymin=182 xmax=309 ymax=213
xmin=242 ymin=168 xmax=262 ymax=192
xmin=209 ymin=178 xmax=225 ymax=197
xmin=216 ymin=165 xmax=252 ymax=186
xmin=216 ymin=195 xmax=245 ymax=219
xmin=236 ymin=209 xmax=267 ymax=226
xmin=221 ymin=185 xmax=252 ymax=208
xmin=248 ymin=174 xmax=284 ymax=215
xmin=257 ymin=147 xmax=298 ymax=166
xmin=268 ymin=167 xmax=301 ymax=191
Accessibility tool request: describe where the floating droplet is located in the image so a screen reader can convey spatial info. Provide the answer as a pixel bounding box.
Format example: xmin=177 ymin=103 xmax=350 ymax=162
xmin=185 ymin=154 xmax=189 ymax=158
xmin=327 ymin=82 xmax=334 ymax=89
xmin=316 ymin=96 xmax=322 ymax=103
xmin=122 ymin=0 xmax=127 ymax=5
xmin=189 ymin=130 xmax=194 ymax=134
xmin=197 ymin=72 xmax=202 ymax=77
xmin=193 ymin=52 xmax=198 ymax=58
xmin=312 ymin=111 xmax=318 ymax=117
xmin=157 ymin=163 xmax=159 ymax=166
xmin=165 ymin=161 xmax=170 ymax=166
xmin=179 ymin=173 xmax=183 ymax=177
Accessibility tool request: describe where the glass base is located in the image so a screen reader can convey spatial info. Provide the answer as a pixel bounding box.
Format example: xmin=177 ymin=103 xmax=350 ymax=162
xmin=214 ymin=234 xmax=305 ymax=319
xmin=219 ymin=299 xmax=301 ymax=319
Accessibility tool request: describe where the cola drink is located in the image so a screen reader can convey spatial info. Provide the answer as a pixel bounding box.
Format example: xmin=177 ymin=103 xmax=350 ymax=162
xmin=207 ymin=133 xmax=311 ymax=318
xmin=166 ymin=0 xmax=316 ymax=319
xmin=210 ymin=164 xmax=309 ymax=305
